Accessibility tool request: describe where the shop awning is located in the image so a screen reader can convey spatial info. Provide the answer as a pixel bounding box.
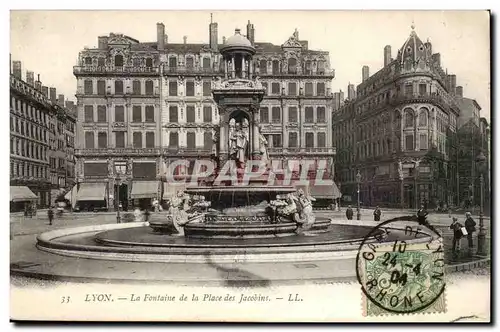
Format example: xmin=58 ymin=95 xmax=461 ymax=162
xmin=131 ymin=181 xmax=159 ymax=199
xmin=64 ymin=186 xmax=78 ymax=209
xmin=76 ymin=183 xmax=107 ymax=202
xmin=310 ymin=182 xmax=342 ymax=199
xmin=10 ymin=186 xmax=38 ymax=202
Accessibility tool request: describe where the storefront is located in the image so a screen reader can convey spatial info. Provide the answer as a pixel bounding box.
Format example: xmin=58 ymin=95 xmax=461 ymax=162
xmin=10 ymin=186 xmax=38 ymax=212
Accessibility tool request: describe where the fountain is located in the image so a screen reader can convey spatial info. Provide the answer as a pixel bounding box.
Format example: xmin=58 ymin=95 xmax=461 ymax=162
xmin=150 ymin=28 xmax=330 ymax=238
xmin=30 ymin=30 xmax=434 ymax=271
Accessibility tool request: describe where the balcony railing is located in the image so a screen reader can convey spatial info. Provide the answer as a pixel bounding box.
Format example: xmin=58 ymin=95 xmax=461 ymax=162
xmin=163 ymin=65 xmax=224 ymax=74
xmin=73 ymin=66 xmax=160 ymax=75
xmin=268 ymin=147 xmax=335 ymax=154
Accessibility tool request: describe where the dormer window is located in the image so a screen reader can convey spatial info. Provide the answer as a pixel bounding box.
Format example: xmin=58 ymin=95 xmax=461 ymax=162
xmin=114 ymin=54 xmax=124 ymax=67
xmin=84 ymin=57 xmax=92 ymax=65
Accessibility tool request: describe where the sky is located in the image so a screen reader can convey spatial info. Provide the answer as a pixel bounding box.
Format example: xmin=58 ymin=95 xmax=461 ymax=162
xmin=9 ymin=10 xmax=490 ymax=121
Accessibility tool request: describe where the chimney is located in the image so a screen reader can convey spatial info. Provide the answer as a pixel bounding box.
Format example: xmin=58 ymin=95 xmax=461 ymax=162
xmin=42 ymin=86 xmax=49 ymax=97
xmin=450 ymin=74 xmax=457 ymax=94
xmin=362 ymin=65 xmax=369 ymax=82
xmin=66 ymin=100 xmax=75 ymax=110
xmin=58 ymin=94 xmax=65 ymax=106
xmin=98 ymin=36 xmax=108 ymax=49
xmin=183 ymin=36 xmax=187 ymax=44
xmin=384 ymin=45 xmax=391 ymax=67
xmin=432 ymin=53 xmax=441 ymax=67
xmin=455 ymin=86 xmax=463 ymax=97
xmin=49 ymin=87 xmax=57 ymax=104
xmin=13 ymin=61 xmax=22 ymax=79
xmin=209 ymin=13 xmax=218 ymax=51
xmin=339 ymin=89 xmax=344 ymax=105
xmin=34 ymin=74 xmax=42 ymax=91
xmin=348 ymin=83 xmax=356 ymax=100
xmin=26 ymin=71 xmax=35 ymax=86
xmin=222 ymin=36 xmax=226 ymax=44
xmin=246 ymin=20 xmax=255 ymax=45
xmin=333 ymin=92 xmax=341 ymax=110
xmin=157 ymin=23 xmax=165 ymax=50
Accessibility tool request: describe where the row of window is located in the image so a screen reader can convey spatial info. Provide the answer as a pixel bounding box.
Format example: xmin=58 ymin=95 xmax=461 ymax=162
xmin=167 ymin=81 xmax=212 ymax=97
xmin=84 ymin=55 xmax=154 ymax=68
xmin=10 ymin=137 xmax=49 ymax=161
xmin=167 ymin=106 xmax=213 ymax=123
xmin=261 ymin=82 xmax=326 ymax=97
xmin=49 ymin=157 xmax=66 ymax=169
xmin=84 ymin=79 xmax=156 ymax=96
xmin=83 ymin=105 xmax=156 ymax=123
xmin=10 ymin=162 xmax=48 ymax=179
xmin=82 ymin=131 xmax=328 ymax=150
xmin=256 ymin=59 xmax=327 ymax=75
xmin=355 ymin=134 xmax=430 ymax=161
xmin=84 ymin=131 xmax=156 ymax=149
xmin=260 ymin=106 xmax=326 ymax=124
xmin=11 ymin=116 xmax=49 ymax=143
xmin=357 ymin=83 xmax=430 ymax=114
xmin=11 ymin=96 xmax=50 ymax=126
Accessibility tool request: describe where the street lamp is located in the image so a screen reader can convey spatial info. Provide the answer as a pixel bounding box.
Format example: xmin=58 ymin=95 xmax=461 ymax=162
xmin=115 ymin=172 xmax=124 ymax=224
xmin=397 ymin=161 xmax=404 ymax=209
xmin=356 ymin=170 xmax=362 ymax=220
xmin=476 ymin=151 xmax=487 ymax=256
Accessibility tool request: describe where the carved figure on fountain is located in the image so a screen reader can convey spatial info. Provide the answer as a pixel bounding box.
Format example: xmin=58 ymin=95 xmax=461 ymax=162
xmin=293 ymin=189 xmax=316 ymax=231
xmin=229 ymin=120 xmax=249 ymax=168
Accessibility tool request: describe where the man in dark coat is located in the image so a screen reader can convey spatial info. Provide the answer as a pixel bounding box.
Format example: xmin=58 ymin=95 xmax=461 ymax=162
xmin=449 ymin=217 xmax=463 ymax=255
xmin=47 ymin=207 xmax=54 ymax=226
xmin=345 ymin=205 xmax=353 ymax=220
xmin=464 ymin=212 xmax=477 ymax=250
xmin=373 ymin=206 xmax=381 ymax=222
xmin=417 ymin=204 xmax=428 ymax=225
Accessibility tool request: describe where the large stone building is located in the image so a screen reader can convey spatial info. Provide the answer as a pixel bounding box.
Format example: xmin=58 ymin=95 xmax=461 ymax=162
xmin=10 ymin=59 xmax=76 ymax=210
xmin=332 ymin=26 xmax=463 ymax=209
xmin=451 ymin=93 xmax=490 ymax=211
xmin=73 ymin=18 xmax=337 ymax=211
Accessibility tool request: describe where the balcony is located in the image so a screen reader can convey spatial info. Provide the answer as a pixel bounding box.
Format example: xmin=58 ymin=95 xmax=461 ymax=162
xmin=76 ymin=148 xmax=161 ymax=157
xmin=267 ymin=147 xmax=336 ymax=155
xmin=259 ymin=69 xmax=335 ymax=78
xmin=163 ymin=65 xmax=224 ymax=75
xmin=73 ymin=66 xmax=160 ymax=75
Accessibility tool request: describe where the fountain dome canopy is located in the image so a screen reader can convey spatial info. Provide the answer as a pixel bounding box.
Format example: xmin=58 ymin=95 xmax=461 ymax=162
xmin=221 ymin=28 xmax=255 ymax=55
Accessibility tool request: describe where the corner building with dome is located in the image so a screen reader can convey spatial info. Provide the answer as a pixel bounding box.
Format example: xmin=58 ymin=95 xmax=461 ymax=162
xmin=333 ymin=26 xmax=462 ymax=209
xmin=73 ymin=17 xmax=337 ymax=211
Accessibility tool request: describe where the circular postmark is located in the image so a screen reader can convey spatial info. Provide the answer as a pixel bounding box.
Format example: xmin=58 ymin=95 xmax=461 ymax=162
xmin=355 ymin=217 xmax=446 ymax=315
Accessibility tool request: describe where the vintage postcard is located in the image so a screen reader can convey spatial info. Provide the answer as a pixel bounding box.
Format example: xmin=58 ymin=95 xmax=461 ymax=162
xmin=9 ymin=10 xmax=491 ymax=322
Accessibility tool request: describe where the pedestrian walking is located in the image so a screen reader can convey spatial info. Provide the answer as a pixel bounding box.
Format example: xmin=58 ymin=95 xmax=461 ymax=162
xmin=464 ymin=212 xmax=477 ymax=251
xmin=417 ymin=204 xmax=428 ymax=225
xmin=144 ymin=208 xmax=151 ymax=222
xmin=373 ymin=206 xmax=381 ymax=222
xmin=345 ymin=205 xmax=353 ymax=220
xmin=449 ymin=217 xmax=464 ymax=255
xmin=47 ymin=206 xmax=54 ymax=226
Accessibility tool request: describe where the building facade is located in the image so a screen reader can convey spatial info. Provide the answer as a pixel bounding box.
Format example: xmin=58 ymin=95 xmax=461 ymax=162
xmin=74 ymin=19 xmax=337 ymax=210
xmin=333 ymin=26 xmax=462 ymax=209
xmin=10 ymin=60 xmax=76 ymax=210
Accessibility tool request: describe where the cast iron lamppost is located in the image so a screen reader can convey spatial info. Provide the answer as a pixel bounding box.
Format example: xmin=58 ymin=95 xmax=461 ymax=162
xmin=115 ymin=171 xmax=124 ymax=224
xmin=476 ymin=151 xmax=487 ymax=256
xmin=397 ymin=160 xmax=404 ymax=209
xmin=356 ymin=170 xmax=362 ymax=220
